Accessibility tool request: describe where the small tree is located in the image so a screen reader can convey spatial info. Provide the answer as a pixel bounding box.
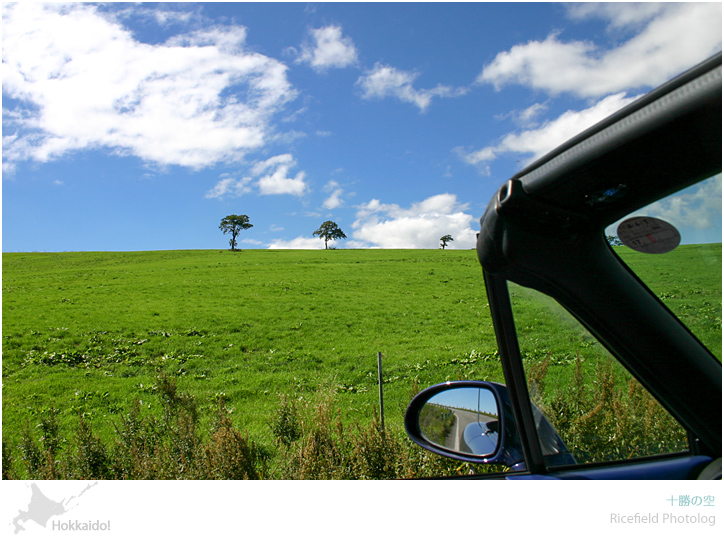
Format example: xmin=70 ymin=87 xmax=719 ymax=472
xmin=313 ymin=221 xmax=346 ymax=249
xmin=219 ymin=215 xmax=253 ymax=251
xmin=440 ymin=234 xmax=454 ymax=249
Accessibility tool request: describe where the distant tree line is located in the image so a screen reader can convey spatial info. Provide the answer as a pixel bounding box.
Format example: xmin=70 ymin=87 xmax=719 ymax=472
xmin=220 ymin=215 xmax=458 ymax=251
xmin=219 ymin=215 xmax=347 ymax=251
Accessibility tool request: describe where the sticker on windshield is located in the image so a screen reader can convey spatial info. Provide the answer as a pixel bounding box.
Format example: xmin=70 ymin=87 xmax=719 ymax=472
xmin=617 ymin=217 xmax=681 ymax=254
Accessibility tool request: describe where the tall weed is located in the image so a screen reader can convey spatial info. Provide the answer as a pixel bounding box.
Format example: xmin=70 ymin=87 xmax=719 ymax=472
xmin=2 ymin=378 xmax=482 ymax=479
xmin=528 ymin=355 xmax=688 ymax=463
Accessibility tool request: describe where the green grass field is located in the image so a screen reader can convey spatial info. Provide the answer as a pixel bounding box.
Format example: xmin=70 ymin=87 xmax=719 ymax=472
xmin=2 ymin=245 xmax=720 ymax=477
xmin=2 ymin=249 xmax=502 ymax=445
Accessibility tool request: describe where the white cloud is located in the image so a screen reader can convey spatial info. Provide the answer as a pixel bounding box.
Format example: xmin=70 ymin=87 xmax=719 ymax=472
xmin=352 ymin=193 xmax=478 ymax=249
xmin=268 ymin=236 xmax=326 ymax=250
xmin=112 ymin=4 xmax=201 ymax=28
xmin=515 ymin=102 xmax=549 ymax=128
xmin=298 ymin=25 xmax=358 ymax=72
xmin=478 ymin=3 xmax=722 ymax=97
xmin=254 ymin=154 xmax=308 ymax=196
xmin=357 ymin=63 xmax=468 ymax=112
xmin=461 ymin=92 xmax=638 ymax=174
xmin=2 ymin=3 xmax=297 ymax=172
xmin=206 ymin=154 xmax=308 ymax=199
xmin=565 ymin=3 xmax=670 ymax=30
xmin=322 ymin=180 xmax=344 ymax=209
xmin=152 ymin=9 xmax=196 ymax=27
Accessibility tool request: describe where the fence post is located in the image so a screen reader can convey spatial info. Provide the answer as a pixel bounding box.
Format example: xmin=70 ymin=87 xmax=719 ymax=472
xmin=377 ymin=351 xmax=385 ymax=434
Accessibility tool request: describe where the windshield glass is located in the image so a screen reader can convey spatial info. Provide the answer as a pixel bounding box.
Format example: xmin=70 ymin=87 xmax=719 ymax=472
xmin=606 ymin=174 xmax=722 ymax=360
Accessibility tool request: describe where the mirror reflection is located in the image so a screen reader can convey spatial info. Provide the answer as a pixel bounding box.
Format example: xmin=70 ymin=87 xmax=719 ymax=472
xmin=418 ymin=387 xmax=500 ymax=456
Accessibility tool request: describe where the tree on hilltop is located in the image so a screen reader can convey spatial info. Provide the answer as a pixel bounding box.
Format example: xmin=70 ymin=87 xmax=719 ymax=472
xmin=440 ymin=234 xmax=454 ymax=249
xmin=219 ymin=214 xmax=253 ymax=251
xmin=313 ymin=221 xmax=346 ymax=249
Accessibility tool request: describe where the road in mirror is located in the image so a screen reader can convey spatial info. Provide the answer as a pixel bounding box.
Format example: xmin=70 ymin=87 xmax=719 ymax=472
xmin=418 ymin=387 xmax=500 ymax=456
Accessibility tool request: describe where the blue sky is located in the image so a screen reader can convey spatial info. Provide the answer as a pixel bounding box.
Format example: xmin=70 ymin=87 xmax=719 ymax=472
xmin=2 ymin=2 xmax=722 ymax=252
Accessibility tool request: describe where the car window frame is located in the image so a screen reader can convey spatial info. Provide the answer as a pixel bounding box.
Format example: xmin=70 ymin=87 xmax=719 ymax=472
xmin=474 ymin=54 xmax=722 ymax=476
xmin=483 ymin=266 xmax=716 ymax=477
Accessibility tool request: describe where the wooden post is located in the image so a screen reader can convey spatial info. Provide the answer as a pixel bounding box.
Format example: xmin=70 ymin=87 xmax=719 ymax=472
xmin=377 ymin=351 xmax=385 ymax=433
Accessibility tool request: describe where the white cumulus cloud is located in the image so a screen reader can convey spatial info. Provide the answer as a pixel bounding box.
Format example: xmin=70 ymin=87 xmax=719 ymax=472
xmin=206 ymin=154 xmax=308 ymax=199
xmin=297 ymin=25 xmax=358 ymax=72
xmin=352 ymin=193 xmax=478 ymax=249
xmin=254 ymin=154 xmax=308 ymax=196
xmin=2 ymin=3 xmax=297 ymax=172
xmin=477 ymin=3 xmax=722 ymax=98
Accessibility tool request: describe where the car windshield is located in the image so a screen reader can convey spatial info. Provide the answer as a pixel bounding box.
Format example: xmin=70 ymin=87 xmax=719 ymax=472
xmin=605 ymin=173 xmax=722 ymax=361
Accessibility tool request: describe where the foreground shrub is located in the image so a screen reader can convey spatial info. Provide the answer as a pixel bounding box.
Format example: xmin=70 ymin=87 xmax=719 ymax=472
xmin=7 ymin=363 xmax=684 ymax=479
xmin=5 ymin=361 xmax=689 ymax=479
xmin=4 ymin=377 xmax=478 ymax=480
xmin=201 ymin=403 xmax=262 ymax=480
xmin=271 ymin=394 xmax=301 ymax=448
xmin=269 ymin=387 xmax=482 ymax=479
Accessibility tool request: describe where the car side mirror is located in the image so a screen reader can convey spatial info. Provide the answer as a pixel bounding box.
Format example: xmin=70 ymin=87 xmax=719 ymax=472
xmin=418 ymin=386 xmax=500 ymax=456
xmin=405 ymin=380 xmax=576 ymax=469
xmin=404 ymin=380 xmax=524 ymax=467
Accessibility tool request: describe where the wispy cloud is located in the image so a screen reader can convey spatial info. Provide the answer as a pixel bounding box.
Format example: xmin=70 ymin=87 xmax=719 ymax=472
xmin=357 ymin=63 xmax=468 ymax=112
xmin=2 ymin=3 xmax=297 ymax=173
xmin=478 ymin=3 xmax=722 ymax=98
xmin=205 ymin=175 xmax=253 ymax=199
xmin=297 ymin=25 xmax=358 ymax=72
xmin=496 ymin=102 xmax=550 ymax=129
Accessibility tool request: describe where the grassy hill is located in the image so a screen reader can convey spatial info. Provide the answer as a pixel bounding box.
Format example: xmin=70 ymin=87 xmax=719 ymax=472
xmin=2 ymin=245 xmax=720 ymax=478
xmin=2 ymin=249 xmax=500 ymax=442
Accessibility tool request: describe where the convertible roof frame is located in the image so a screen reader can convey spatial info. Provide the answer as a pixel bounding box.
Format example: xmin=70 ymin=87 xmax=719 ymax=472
xmin=478 ymin=54 xmax=722 ymax=455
